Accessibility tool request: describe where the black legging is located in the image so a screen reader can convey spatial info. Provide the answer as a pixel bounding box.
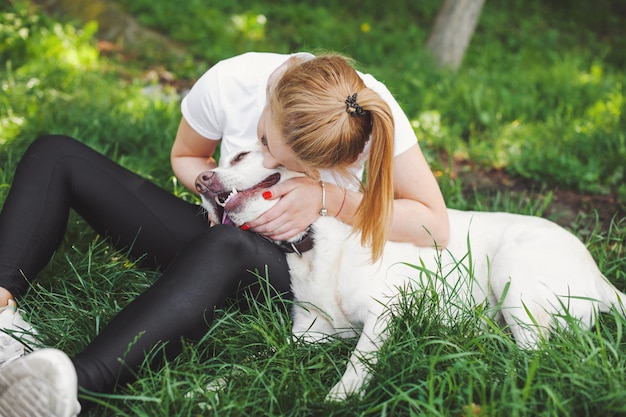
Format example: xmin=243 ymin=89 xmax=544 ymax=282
xmin=0 ymin=135 xmax=291 ymax=397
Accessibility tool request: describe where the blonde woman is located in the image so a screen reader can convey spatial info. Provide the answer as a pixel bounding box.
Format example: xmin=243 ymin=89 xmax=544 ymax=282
xmin=0 ymin=52 xmax=448 ymax=415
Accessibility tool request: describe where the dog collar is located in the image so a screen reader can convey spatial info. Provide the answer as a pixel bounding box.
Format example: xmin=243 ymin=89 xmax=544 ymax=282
xmin=274 ymin=227 xmax=314 ymax=256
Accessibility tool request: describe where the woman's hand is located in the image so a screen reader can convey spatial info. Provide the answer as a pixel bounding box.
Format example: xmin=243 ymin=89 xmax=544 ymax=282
xmin=245 ymin=176 xmax=321 ymax=241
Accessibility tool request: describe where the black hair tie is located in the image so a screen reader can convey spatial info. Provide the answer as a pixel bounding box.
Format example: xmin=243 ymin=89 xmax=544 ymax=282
xmin=345 ymin=93 xmax=366 ymax=117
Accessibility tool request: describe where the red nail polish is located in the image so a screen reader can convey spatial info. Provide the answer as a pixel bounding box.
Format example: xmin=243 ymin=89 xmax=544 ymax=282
xmin=240 ymin=224 xmax=250 ymax=231
xmin=262 ymin=191 xmax=272 ymax=200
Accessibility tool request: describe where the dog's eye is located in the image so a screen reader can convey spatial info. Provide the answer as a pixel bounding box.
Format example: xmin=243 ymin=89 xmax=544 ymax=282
xmin=232 ymin=152 xmax=249 ymax=164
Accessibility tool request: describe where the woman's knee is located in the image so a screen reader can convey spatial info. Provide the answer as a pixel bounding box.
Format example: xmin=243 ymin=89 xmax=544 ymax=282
xmin=194 ymin=224 xmax=262 ymax=254
xmin=171 ymin=225 xmax=290 ymax=291
xmin=25 ymin=135 xmax=85 ymax=161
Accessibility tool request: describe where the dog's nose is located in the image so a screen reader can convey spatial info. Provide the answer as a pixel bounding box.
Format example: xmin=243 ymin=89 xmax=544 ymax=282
xmin=195 ymin=171 xmax=215 ymax=193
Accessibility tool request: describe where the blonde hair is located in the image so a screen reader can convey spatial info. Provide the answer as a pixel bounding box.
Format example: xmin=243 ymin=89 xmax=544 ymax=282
xmin=267 ymin=54 xmax=395 ymax=262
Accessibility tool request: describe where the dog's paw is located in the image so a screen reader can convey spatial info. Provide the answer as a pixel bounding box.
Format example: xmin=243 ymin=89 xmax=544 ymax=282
xmin=325 ymin=378 xmax=364 ymax=402
xmin=325 ymin=383 xmax=350 ymax=402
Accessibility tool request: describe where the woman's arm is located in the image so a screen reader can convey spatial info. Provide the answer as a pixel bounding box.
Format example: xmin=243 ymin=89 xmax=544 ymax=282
xmin=328 ymin=143 xmax=448 ymax=247
xmin=170 ymin=118 xmax=221 ymax=193
xmin=388 ymin=143 xmax=449 ymax=247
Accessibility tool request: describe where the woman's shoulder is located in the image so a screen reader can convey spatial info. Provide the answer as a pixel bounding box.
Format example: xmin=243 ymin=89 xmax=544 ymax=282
xmin=189 ymin=52 xmax=288 ymax=97
xmin=215 ymin=52 xmax=315 ymax=75
xmin=212 ymin=52 xmax=294 ymax=74
xmin=198 ymin=52 xmax=307 ymax=92
xmin=357 ymin=71 xmax=391 ymax=99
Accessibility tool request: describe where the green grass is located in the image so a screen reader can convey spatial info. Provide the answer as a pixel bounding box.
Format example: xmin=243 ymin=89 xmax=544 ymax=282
xmin=22 ymin=215 xmax=626 ymax=416
xmin=2 ymin=0 xmax=626 ymax=415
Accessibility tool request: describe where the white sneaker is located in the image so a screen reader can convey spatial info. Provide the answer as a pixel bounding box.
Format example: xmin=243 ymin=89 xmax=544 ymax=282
xmin=0 ymin=348 xmax=81 ymax=417
xmin=0 ymin=300 xmax=39 ymax=367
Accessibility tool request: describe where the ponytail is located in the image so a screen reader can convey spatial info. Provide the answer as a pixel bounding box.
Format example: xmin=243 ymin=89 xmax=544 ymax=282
xmin=353 ymin=89 xmax=395 ymax=262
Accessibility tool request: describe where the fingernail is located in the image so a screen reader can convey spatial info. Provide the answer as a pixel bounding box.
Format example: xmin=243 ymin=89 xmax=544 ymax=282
xmin=240 ymin=224 xmax=250 ymax=231
xmin=262 ymin=191 xmax=272 ymax=200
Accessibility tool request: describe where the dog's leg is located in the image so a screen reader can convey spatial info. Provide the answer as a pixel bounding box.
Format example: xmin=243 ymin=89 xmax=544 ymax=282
xmin=292 ymin=303 xmax=340 ymax=343
xmin=325 ymin=308 xmax=390 ymax=402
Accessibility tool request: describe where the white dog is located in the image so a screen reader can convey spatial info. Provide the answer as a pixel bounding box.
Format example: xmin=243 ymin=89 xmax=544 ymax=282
xmin=195 ymin=147 xmax=626 ymax=401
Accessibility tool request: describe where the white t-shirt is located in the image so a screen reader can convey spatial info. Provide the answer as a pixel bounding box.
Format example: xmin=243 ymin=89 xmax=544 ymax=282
xmin=181 ymin=52 xmax=416 ymax=188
